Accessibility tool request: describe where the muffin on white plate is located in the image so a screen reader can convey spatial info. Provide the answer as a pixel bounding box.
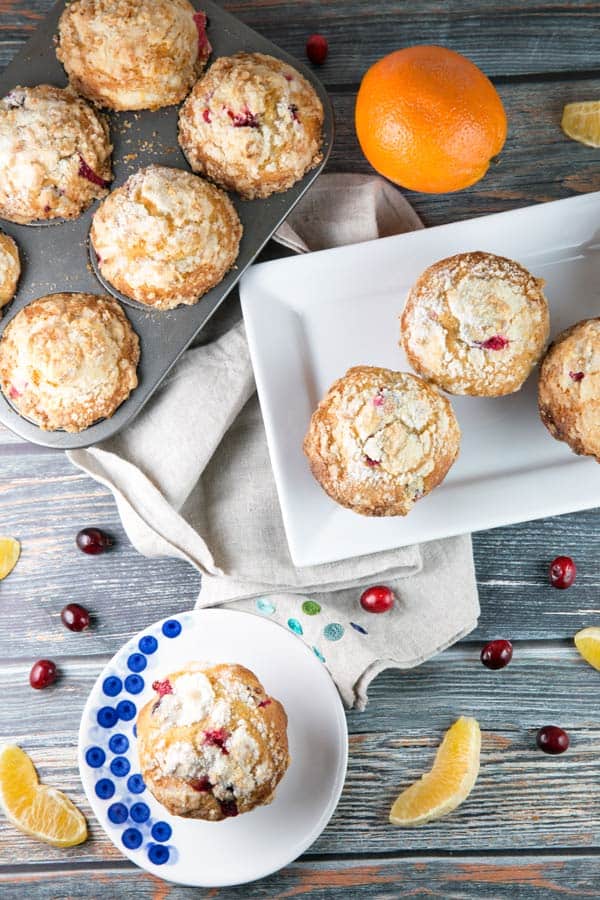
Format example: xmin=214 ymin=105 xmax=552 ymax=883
xmin=303 ymin=365 xmax=460 ymax=517
xmin=0 ymin=293 xmax=139 ymax=432
xmin=0 ymin=232 xmax=20 ymax=311
xmin=539 ymin=318 xmax=600 ymax=462
xmin=400 ymin=251 xmax=550 ymax=397
xmin=179 ymin=52 xmax=323 ymax=199
xmin=90 ymin=165 xmax=242 ymax=310
xmin=137 ymin=662 xmax=290 ymax=821
xmin=57 ymin=0 xmax=211 ymax=111
xmin=0 ymin=85 xmax=112 ymax=224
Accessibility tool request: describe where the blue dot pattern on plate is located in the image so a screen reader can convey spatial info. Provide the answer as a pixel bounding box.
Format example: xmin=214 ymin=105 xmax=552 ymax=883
xmin=138 ymin=635 xmax=158 ymax=654
xmin=151 ymin=821 xmax=172 ymax=842
xmin=102 ymin=676 xmax=122 ymax=697
xmin=110 ymin=756 xmax=131 ymax=777
xmin=85 ymin=746 xmax=106 ymax=768
xmin=132 ymin=724 xmax=138 ymax=738
xmin=162 ymin=619 xmax=182 ymax=638
xmin=108 ymin=802 xmax=128 ymax=825
xmin=116 ymin=699 xmax=136 ymax=721
xmin=109 ymin=734 xmax=129 ymax=755
xmin=130 ymin=802 xmax=150 ymax=823
xmin=350 ymin=622 xmax=368 ymax=635
xmin=127 ymin=774 xmax=146 ymax=794
xmin=97 ymin=706 xmax=118 ymax=728
xmin=324 ymin=623 xmax=344 ymax=642
xmin=287 ymin=618 xmax=303 ymax=635
xmin=255 ymin=598 xmax=275 ymax=615
xmin=124 ymin=674 xmax=144 ymax=695
xmin=122 ymin=827 xmax=143 ymax=850
xmin=148 ymin=843 xmax=170 ymax=865
xmin=313 ymin=646 xmax=326 ymax=663
xmin=95 ymin=778 xmax=115 ymax=800
xmin=127 ymin=653 xmax=147 ymax=673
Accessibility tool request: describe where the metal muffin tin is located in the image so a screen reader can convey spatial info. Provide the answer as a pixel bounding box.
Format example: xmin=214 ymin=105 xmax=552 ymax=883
xmin=0 ymin=0 xmax=334 ymax=448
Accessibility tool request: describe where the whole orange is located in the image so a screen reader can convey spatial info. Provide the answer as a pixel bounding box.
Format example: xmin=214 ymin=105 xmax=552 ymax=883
xmin=355 ymin=45 xmax=507 ymax=193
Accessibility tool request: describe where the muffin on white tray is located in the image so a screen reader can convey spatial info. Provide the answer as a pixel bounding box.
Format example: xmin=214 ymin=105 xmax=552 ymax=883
xmin=0 ymin=85 xmax=112 ymax=224
xmin=303 ymin=365 xmax=461 ymax=517
xmin=0 ymin=293 xmax=139 ymax=432
xmin=57 ymin=0 xmax=211 ymax=111
xmin=137 ymin=662 xmax=290 ymax=821
xmin=400 ymin=251 xmax=549 ymax=396
xmin=179 ymin=52 xmax=323 ymax=199
xmin=90 ymin=165 xmax=243 ymax=310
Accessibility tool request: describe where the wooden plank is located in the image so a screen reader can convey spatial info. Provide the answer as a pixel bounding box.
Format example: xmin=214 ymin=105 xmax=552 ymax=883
xmin=2 ymin=854 xmax=600 ymax=899
xmin=1 ymin=648 xmax=600 ymax=863
xmin=1 ymin=0 xmax=600 ymax=80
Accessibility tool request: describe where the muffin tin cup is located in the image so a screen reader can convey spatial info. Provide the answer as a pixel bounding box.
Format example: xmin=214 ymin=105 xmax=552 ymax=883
xmin=0 ymin=0 xmax=334 ymax=449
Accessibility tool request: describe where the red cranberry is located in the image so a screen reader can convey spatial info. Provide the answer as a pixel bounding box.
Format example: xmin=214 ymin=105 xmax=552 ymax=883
xmin=152 ymin=679 xmax=173 ymax=697
xmin=480 ymin=639 xmax=513 ymax=670
xmin=76 ymin=528 xmax=112 ymax=555
xmin=258 ymin=698 xmax=272 ymax=708
xmin=476 ymin=335 xmax=509 ymax=350
xmin=220 ymin=800 xmax=239 ymax=818
xmin=364 ymin=456 xmax=380 ymax=467
xmin=306 ymin=34 xmax=328 ymax=65
xmin=360 ymin=585 xmax=394 ymax=614
xmin=60 ymin=603 xmax=90 ymax=632
xmin=78 ymin=155 xmax=110 ymax=189
xmin=537 ymin=725 xmax=569 ymax=755
xmin=569 ymin=371 xmax=584 ymax=382
xmin=203 ymin=729 xmax=229 ymax=754
xmin=30 ymin=659 xmax=58 ymax=690
xmin=549 ymin=556 xmax=576 ymax=589
xmin=227 ymin=108 xmax=259 ymax=128
xmin=190 ymin=777 xmax=212 ymax=792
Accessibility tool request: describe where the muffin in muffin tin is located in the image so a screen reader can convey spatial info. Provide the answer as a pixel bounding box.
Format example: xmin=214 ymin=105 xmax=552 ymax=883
xmin=0 ymin=293 xmax=139 ymax=432
xmin=90 ymin=165 xmax=243 ymax=310
xmin=401 ymin=251 xmax=549 ymax=397
xmin=0 ymin=85 xmax=112 ymax=224
xmin=303 ymin=365 xmax=461 ymax=517
xmin=137 ymin=662 xmax=290 ymax=821
xmin=179 ymin=52 xmax=324 ymax=199
xmin=0 ymin=232 xmax=20 ymax=310
xmin=538 ymin=318 xmax=600 ymax=462
xmin=57 ymin=0 xmax=211 ymax=111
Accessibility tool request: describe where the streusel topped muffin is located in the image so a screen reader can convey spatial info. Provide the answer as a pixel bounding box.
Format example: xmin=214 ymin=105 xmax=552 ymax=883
xmin=137 ymin=663 xmax=289 ymax=821
xmin=303 ymin=366 xmax=460 ymax=517
xmin=57 ymin=0 xmax=210 ymax=111
xmin=0 ymin=232 xmax=20 ymax=310
xmin=0 ymin=85 xmax=112 ymax=224
xmin=179 ymin=52 xmax=323 ymax=199
xmin=539 ymin=318 xmax=600 ymax=461
xmin=90 ymin=166 xmax=243 ymax=309
xmin=0 ymin=293 xmax=139 ymax=432
xmin=401 ymin=252 xmax=549 ymax=396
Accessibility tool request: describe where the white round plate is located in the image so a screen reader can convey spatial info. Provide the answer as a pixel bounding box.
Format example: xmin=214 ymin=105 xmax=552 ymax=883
xmin=78 ymin=609 xmax=348 ymax=887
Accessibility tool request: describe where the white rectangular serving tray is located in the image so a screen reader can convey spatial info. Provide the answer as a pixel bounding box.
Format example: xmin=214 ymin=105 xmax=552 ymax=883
xmin=240 ymin=191 xmax=600 ymax=567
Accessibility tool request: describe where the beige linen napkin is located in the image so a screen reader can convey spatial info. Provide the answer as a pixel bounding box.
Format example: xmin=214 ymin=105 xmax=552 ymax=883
xmin=69 ymin=174 xmax=479 ymax=708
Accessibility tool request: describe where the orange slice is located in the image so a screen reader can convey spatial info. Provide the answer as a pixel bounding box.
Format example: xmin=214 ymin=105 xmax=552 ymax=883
xmin=389 ymin=717 xmax=481 ymax=826
xmin=0 ymin=537 xmax=20 ymax=580
xmin=0 ymin=744 xmax=87 ymax=847
xmin=574 ymin=627 xmax=600 ymax=671
xmin=562 ymin=101 xmax=600 ymax=148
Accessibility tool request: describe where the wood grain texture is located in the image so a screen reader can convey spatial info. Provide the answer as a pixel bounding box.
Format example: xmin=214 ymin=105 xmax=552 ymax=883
xmin=2 ymin=649 xmax=600 ymax=864
xmin=2 ymin=855 xmax=600 ymax=899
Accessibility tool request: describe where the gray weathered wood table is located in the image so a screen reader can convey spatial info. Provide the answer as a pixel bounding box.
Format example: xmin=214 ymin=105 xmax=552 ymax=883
xmin=1 ymin=1 xmax=600 ymax=896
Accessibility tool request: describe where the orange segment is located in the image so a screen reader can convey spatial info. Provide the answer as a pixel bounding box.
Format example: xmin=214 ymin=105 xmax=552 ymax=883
xmin=562 ymin=101 xmax=600 ymax=148
xmin=0 ymin=745 xmax=87 ymax=847
xmin=389 ymin=717 xmax=481 ymax=826
xmin=0 ymin=537 xmax=20 ymax=580
xmin=574 ymin=627 xmax=600 ymax=671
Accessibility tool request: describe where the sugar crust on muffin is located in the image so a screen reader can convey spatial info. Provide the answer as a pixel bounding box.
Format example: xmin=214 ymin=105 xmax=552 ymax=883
xmin=0 ymin=293 xmax=139 ymax=432
xmin=401 ymin=251 xmax=549 ymax=397
xmin=179 ymin=52 xmax=323 ymax=199
xmin=137 ymin=662 xmax=289 ymax=821
xmin=539 ymin=318 xmax=600 ymax=461
xmin=57 ymin=0 xmax=211 ymax=111
xmin=303 ymin=365 xmax=460 ymax=517
xmin=90 ymin=165 xmax=243 ymax=309
xmin=0 ymin=85 xmax=112 ymax=224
